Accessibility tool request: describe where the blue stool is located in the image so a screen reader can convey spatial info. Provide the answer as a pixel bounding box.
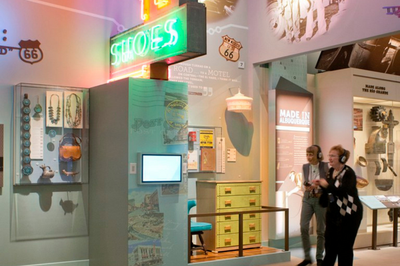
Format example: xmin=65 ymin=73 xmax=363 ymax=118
xmin=188 ymin=199 xmax=212 ymax=254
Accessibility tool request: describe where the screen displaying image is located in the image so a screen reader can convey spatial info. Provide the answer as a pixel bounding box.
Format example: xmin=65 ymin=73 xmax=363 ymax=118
xmin=139 ymin=153 xmax=182 ymax=184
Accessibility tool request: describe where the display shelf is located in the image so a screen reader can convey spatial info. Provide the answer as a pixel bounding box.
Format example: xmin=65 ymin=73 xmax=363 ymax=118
xmin=13 ymin=83 xmax=89 ymax=185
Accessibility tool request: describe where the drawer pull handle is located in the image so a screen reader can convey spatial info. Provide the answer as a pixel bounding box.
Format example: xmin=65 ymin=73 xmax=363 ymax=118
xmin=249 ymin=223 xmax=255 ymax=228
xmin=225 ymin=200 xmax=232 ymax=206
xmin=225 ymin=238 xmax=231 ymax=244
xmin=225 ymin=187 xmax=232 ymax=193
xmin=224 ymin=225 xmax=231 ymax=231
xmin=249 ymin=213 xmax=256 ymax=218
xmin=249 ymin=236 xmax=256 ymax=242
xmin=249 ymin=199 xmax=256 ymax=204
xmin=224 ymin=215 xmax=232 ymax=220
xmin=249 ymin=186 xmax=256 ymax=192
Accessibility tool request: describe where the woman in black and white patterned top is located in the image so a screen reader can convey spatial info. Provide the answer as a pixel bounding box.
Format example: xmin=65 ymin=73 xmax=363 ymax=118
xmin=314 ymin=144 xmax=363 ymax=266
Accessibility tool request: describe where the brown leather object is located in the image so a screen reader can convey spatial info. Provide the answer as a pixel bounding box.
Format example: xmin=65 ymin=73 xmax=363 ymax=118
xmin=59 ymin=133 xmax=82 ymax=162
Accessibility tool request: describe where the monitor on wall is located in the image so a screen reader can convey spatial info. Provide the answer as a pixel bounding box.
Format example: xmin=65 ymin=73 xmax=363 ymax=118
xmin=137 ymin=153 xmax=183 ymax=185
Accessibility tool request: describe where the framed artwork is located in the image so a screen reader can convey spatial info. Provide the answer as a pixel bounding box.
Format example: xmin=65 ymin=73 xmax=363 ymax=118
xmin=354 ymin=108 xmax=363 ymax=131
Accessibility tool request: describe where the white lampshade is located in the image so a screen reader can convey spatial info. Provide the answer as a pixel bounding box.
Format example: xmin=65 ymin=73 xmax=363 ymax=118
xmin=226 ymin=89 xmax=253 ymax=112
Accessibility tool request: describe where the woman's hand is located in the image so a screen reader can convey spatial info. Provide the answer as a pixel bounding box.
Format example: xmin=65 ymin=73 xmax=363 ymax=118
xmin=314 ymin=178 xmax=328 ymax=188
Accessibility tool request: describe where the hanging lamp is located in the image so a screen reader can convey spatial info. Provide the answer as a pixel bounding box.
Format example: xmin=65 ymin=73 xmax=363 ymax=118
xmin=226 ymin=88 xmax=253 ymax=112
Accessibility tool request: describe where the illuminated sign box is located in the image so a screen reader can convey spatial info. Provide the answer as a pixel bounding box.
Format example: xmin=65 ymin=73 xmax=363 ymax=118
xmin=110 ymin=2 xmax=206 ymax=79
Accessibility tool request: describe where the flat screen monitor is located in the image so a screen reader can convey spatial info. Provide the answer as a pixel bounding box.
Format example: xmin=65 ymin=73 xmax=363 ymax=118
xmin=138 ymin=153 xmax=183 ymax=185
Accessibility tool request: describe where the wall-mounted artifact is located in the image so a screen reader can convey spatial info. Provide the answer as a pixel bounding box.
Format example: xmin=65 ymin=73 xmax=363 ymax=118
xmin=382 ymin=109 xmax=399 ymax=167
xmin=357 ymin=156 xmax=368 ymax=167
xmin=375 ymin=179 xmax=393 ymax=191
xmin=356 ymin=176 xmax=369 ymax=189
xmin=21 ymin=93 xmax=33 ymax=176
xmin=381 ymin=158 xmax=388 ymax=172
xmin=33 ymin=95 xmax=42 ymax=118
xmin=46 ymin=91 xmax=62 ymax=127
xmin=39 ymin=165 xmax=54 ymax=179
xmin=388 ymin=164 xmax=398 ymax=177
xmin=59 ymin=133 xmax=82 ymax=162
xmin=374 ymin=160 xmax=381 ymax=176
xmin=370 ymin=106 xmax=387 ymax=122
xmin=365 ymin=126 xmax=387 ymax=154
xmin=64 ymin=92 xmax=83 ymax=128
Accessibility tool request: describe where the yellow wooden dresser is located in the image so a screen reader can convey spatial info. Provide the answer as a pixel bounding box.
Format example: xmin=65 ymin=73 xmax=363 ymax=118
xmin=196 ymin=180 xmax=262 ymax=252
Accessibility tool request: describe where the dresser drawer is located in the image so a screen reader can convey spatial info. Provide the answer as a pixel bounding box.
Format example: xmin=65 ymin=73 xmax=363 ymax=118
xmin=217 ymin=219 xmax=260 ymax=234
xmin=217 ymin=207 xmax=260 ymax=222
xmin=217 ymin=183 xmax=261 ymax=196
xmin=217 ymin=195 xmax=260 ymax=209
xmin=217 ymin=231 xmax=261 ymax=248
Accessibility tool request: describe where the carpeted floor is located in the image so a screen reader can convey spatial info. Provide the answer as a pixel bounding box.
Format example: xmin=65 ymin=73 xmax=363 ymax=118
xmin=266 ymin=246 xmax=400 ymax=266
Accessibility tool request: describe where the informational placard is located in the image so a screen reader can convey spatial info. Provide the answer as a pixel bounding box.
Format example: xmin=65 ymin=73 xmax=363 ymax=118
xmin=275 ymin=89 xmax=313 ymax=191
xmin=359 ymin=195 xmax=400 ymax=210
xmin=30 ymin=116 xmax=44 ymax=160
xmin=199 ymin=129 xmax=214 ymax=148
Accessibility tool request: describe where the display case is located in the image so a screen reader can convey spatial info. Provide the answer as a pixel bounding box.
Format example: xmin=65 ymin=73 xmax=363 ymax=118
xmin=13 ymin=83 xmax=89 ymax=185
xmin=353 ymin=98 xmax=400 ymax=197
xmin=187 ymin=126 xmax=223 ymax=173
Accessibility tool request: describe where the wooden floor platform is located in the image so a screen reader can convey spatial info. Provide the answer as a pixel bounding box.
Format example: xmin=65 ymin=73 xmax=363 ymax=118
xmin=190 ymin=246 xmax=282 ymax=263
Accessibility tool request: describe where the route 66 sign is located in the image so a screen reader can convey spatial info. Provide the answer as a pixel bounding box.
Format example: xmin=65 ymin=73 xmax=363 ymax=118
xmin=219 ymin=35 xmax=242 ymax=62
xmin=18 ymin=40 xmax=43 ymax=64
xmin=0 ymin=39 xmax=43 ymax=64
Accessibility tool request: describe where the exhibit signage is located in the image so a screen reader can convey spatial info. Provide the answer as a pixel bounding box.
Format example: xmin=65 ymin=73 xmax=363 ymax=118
xmin=275 ymin=89 xmax=313 ymax=191
xmin=110 ymin=3 xmax=206 ymax=80
xmin=383 ymin=6 xmax=400 ymax=18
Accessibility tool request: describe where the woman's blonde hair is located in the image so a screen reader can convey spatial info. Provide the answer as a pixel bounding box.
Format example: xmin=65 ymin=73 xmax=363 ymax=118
xmin=330 ymin=144 xmax=350 ymax=164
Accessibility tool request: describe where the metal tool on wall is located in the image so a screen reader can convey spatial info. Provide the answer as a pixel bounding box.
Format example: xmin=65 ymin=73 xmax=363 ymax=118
xmin=382 ymin=110 xmax=399 ymax=167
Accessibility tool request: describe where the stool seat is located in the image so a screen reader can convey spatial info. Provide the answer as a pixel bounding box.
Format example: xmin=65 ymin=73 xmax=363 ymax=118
xmin=191 ymin=222 xmax=212 ymax=232
xmin=188 ymin=199 xmax=212 ymax=255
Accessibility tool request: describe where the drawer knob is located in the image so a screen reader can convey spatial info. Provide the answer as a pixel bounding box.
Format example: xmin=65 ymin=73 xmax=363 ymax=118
xmin=224 ymin=225 xmax=231 ymax=232
xmin=225 ymin=238 xmax=231 ymax=244
xmin=224 ymin=215 xmax=232 ymax=220
xmin=249 ymin=223 xmax=256 ymax=229
xmin=249 ymin=186 xmax=256 ymax=192
xmin=225 ymin=200 xmax=232 ymax=206
xmin=249 ymin=213 xmax=256 ymax=218
xmin=249 ymin=199 xmax=256 ymax=205
xmin=225 ymin=187 xmax=232 ymax=193
xmin=249 ymin=236 xmax=256 ymax=242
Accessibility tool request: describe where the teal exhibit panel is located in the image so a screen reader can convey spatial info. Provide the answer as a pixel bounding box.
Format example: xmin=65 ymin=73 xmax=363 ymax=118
xmin=128 ymin=79 xmax=188 ymax=266
xmin=89 ymin=78 xmax=188 ymax=266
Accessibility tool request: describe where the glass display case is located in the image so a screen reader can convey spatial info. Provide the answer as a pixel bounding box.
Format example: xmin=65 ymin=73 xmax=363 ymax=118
xmin=353 ymin=97 xmax=400 ymax=231
xmin=187 ymin=126 xmax=223 ymax=173
xmin=13 ymin=83 xmax=89 ymax=185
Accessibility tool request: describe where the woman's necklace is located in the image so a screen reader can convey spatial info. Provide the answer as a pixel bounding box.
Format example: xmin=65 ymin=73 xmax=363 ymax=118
xmin=48 ymin=94 xmax=61 ymax=125
xmin=65 ymin=93 xmax=82 ymax=128
xmin=333 ymin=166 xmax=345 ymax=179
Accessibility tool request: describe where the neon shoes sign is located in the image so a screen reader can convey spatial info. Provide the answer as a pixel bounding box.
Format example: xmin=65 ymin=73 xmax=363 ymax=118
xmin=110 ymin=3 xmax=206 ymax=80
